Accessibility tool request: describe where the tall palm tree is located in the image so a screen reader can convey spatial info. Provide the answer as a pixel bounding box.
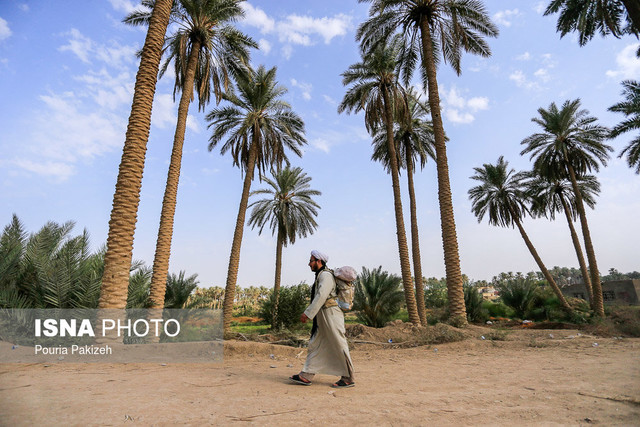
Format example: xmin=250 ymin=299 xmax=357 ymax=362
xmin=527 ymin=174 xmax=601 ymax=306
xmin=124 ymin=0 xmax=256 ymax=308
xmin=338 ymin=35 xmax=421 ymax=325
xmin=371 ymin=89 xmax=436 ymax=325
xmin=99 ymin=0 xmax=173 ymax=309
xmin=206 ymin=65 xmax=306 ymax=334
xmin=520 ymin=99 xmax=612 ymax=316
xmin=357 ymin=0 xmax=499 ymax=325
xmin=544 ymin=0 xmax=640 ymax=50
xmin=248 ymin=166 xmax=321 ymax=327
xmin=609 ymin=80 xmax=640 ymax=173
xmin=468 ymin=157 xmax=573 ymax=313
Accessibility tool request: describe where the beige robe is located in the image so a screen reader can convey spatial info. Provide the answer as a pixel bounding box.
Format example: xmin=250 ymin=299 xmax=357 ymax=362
xmin=303 ymin=269 xmax=354 ymax=379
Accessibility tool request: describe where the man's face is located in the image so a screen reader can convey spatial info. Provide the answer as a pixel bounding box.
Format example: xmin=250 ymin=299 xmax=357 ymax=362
xmin=308 ymin=256 xmax=321 ymax=272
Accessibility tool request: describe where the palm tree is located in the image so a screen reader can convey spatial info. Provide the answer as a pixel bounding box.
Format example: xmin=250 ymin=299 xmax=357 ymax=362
xmin=338 ymin=35 xmax=421 ymax=325
xmin=357 ymin=0 xmax=499 ymax=325
xmin=609 ymin=80 xmax=640 ymax=173
xmin=371 ymin=89 xmax=436 ymax=325
xmin=248 ymin=166 xmax=321 ymax=327
xmin=206 ymin=65 xmax=306 ymax=334
xmin=124 ymin=0 xmax=256 ymax=309
xmin=99 ymin=0 xmax=173 ymax=309
xmin=353 ymin=266 xmax=405 ymax=328
xmin=544 ymin=0 xmax=640 ymax=50
xmin=520 ymin=99 xmax=612 ymax=316
xmin=468 ymin=157 xmax=573 ymax=313
xmin=527 ymin=174 xmax=601 ymax=306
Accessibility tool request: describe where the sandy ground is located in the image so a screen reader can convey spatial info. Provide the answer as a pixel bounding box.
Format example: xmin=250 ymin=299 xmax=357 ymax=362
xmin=1 ymin=327 xmax=639 ymax=426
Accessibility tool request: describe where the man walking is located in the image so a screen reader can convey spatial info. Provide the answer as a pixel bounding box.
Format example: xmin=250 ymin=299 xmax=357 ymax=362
xmin=289 ymin=250 xmax=355 ymax=388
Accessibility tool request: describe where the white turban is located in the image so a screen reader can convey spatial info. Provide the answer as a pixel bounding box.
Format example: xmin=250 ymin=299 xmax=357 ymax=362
xmin=310 ymin=250 xmax=328 ymax=263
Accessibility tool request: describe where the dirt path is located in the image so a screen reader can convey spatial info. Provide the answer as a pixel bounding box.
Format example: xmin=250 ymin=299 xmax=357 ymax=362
xmin=1 ymin=330 xmax=638 ymax=426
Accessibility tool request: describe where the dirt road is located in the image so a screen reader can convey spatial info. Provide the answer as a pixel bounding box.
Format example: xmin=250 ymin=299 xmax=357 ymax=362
xmin=1 ymin=328 xmax=638 ymax=426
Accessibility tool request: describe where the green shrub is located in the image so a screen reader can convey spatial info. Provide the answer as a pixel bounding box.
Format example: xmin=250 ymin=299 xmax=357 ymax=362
xmin=354 ymin=266 xmax=404 ymax=328
xmin=423 ymin=277 xmax=448 ymax=308
xmin=483 ymin=300 xmax=514 ymax=318
xmin=464 ymin=285 xmax=488 ymax=323
xmin=259 ymin=283 xmax=310 ymax=331
xmin=494 ymin=275 xmax=539 ymax=319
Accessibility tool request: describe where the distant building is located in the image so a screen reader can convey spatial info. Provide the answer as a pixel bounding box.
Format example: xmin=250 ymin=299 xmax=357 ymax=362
xmin=478 ymin=287 xmax=499 ymax=301
xmin=561 ymin=279 xmax=640 ymax=305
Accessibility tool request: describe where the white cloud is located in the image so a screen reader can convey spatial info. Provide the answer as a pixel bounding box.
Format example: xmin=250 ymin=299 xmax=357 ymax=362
xmin=446 ymin=110 xmax=475 ymax=124
xmin=534 ymin=68 xmax=551 ymax=82
xmin=59 ymin=29 xmax=137 ymax=69
xmin=277 ymin=14 xmax=351 ymax=45
xmin=493 ymin=9 xmax=521 ymax=28
xmin=108 ymin=0 xmax=137 ymax=15
xmin=605 ymin=43 xmax=640 ymax=80
xmin=467 ymin=97 xmax=489 ymax=112
xmin=291 ymin=78 xmax=312 ymax=100
xmin=533 ymin=2 xmax=546 ymax=14
xmin=241 ymin=3 xmax=352 ymax=58
xmin=323 ymin=95 xmax=337 ymax=105
xmin=441 ymin=86 xmax=489 ymax=124
xmin=241 ymin=3 xmax=275 ymax=34
xmin=516 ymin=52 xmax=531 ymax=61
xmin=13 ymin=160 xmax=74 ymax=182
xmin=311 ymin=138 xmax=331 ymax=153
xmin=151 ymin=93 xmax=177 ymax=130
xmin=19 ymin=4 xmax=29 ymax=12
xmin=12 ymin=91 xmax=126 ymax=180
xmin=59 ymin=29 xmax=94 ymax=63
xmin=281 ymin=45 xmax=293 ymax=60
xmin=509 ymin=70 xmax=531 ymax=88
xmin=0 ymin=17 xmax=13 ymax=41
xmin=258 ymin=38 xmax=271 ymax=55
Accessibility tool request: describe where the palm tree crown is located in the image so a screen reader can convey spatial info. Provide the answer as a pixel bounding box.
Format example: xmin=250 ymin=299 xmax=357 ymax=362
xmin=544 ymin=0 xmax=639 ymax=49
xmin=248 ymin=166 xmax=321 ymax=246
xmin=338 ymin=34 xmax=409 ymax=131
xmin=609 ymin=80 xmax=640 ymax=173
xmin=207 ymin=65 xmax=305 ymax=176
xmin=520 ymin=99 xmax=612 ymax=180
xmin=468 ymin=156 xmax=530 ymax=228
xmin=357 ymin=0 xmax=499 ymax=83
xmin=371 ymin=88 xmax=436 ymax=171
xmin=527 ymin=174 xmax=600 ymax=221
xmin=125 ymin=0 xmax=256 ymax=109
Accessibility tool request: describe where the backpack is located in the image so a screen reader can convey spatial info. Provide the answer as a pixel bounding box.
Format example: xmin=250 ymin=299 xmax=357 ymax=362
xmin=332 ymin=266 xmax=357 ymax=312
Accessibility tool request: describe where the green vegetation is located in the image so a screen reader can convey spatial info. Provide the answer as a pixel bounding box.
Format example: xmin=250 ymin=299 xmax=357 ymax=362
xmin=259 ymin=283 xmax=310 ymax=331
xmin=0 ymin=215 xmax=198 ymax=310
xmin=353 ymin=266 xmax=405 ymax=328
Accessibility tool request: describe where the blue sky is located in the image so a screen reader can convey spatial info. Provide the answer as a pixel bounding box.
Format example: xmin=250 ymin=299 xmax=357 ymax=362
xmin=1 ymin=0 xmax=638 ymax=289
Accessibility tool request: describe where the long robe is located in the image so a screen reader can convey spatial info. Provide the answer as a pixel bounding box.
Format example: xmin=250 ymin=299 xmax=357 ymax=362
xmin=303 ymin=268 xmax=354 ymax=379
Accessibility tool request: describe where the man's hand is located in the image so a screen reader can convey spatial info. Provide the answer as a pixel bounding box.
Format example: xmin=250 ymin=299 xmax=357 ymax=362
xmin=300 ymin=313 xmax=309 ymax=323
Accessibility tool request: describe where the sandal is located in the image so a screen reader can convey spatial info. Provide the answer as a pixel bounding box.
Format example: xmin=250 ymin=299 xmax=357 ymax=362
xmin=331 ymin=379 xmax=355 ymax=388
xmin=289 ymin=374 xmax=312 ymax=386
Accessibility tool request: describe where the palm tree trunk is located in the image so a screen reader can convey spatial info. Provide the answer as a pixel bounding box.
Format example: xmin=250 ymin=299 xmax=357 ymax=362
xmin=149 ymin=40 xmax=201 ymax=309
xmin=381 ymin=87 xmax=420 ymax=325
xmin=222 ymin=139 xmax=259 ymax=335
xmin=510 ymin=208 xmax=573 ymax=313
xmin=621 ymin=0 xmax=640 ymax=31
xmin=559 ymin=193 xmax=593 ymax=306
xmin=272 ymin=227 xmax=284 ymax=329
xmin=99 ymin=0 xmax=173 ymax=309
xmin=406 ymin=154 xmax=427 ymax=325
xmin=566 ymin=163 xmax=605 ymax=317
xmin=418 ymin=17 xmax=466 ymax=325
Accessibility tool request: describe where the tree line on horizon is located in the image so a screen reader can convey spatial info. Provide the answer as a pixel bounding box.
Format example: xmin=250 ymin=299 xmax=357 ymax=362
xmin=7 ymin=1 xmax=637 ymax=335
xmin=2 ymin=214 xmax=638 ymax=314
